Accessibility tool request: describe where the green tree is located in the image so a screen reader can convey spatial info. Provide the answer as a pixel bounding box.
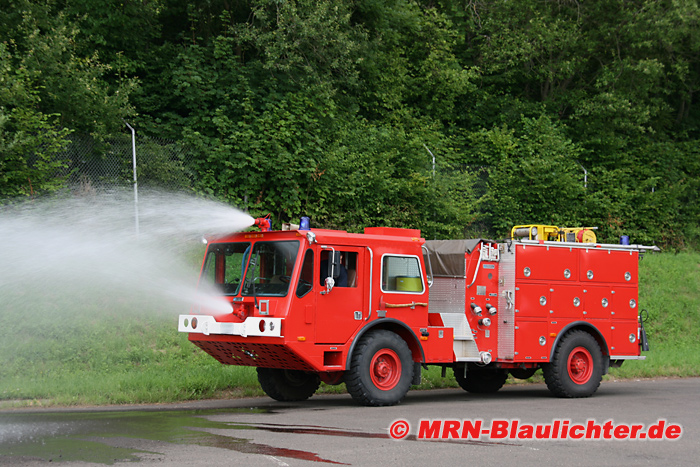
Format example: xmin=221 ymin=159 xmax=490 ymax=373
xmin=2 ymin=0 xmax=693 ymax=246
xmin=0 ymin=0 xmax=135 ymax=135
xmin=0 ymin=42 xmax=71 ymax=197
xmin=466 ymin=115 xmax=585 ymax=235
xmin=0 ymin=0 xmax=136 ymax=197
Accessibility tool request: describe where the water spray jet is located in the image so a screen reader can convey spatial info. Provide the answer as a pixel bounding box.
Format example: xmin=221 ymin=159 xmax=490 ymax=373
xmin=0 ymin=188 xmax=254 ymax=324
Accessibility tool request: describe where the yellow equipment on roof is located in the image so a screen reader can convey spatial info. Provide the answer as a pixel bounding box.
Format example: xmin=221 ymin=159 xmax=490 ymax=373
xmin=511 ymin=225 xmax=597 ymax=243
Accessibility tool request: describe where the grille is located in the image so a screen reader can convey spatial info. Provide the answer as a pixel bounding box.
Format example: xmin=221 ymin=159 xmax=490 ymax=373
xmin=194 ymin=341 xmax=314 ymax=371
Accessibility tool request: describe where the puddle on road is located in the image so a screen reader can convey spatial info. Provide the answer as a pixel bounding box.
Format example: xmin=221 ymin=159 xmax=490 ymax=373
xmin=0 ymin=406 xmax=515 ymax=464
xmin=0 ymin=407 xmax=346 ymax=464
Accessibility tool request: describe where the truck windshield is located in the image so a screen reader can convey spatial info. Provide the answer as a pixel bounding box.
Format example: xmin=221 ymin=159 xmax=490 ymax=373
xmin=242 ymin=240 xmax=300 ymax=297
xmin=200 ymin=242 xmax=251 ymax=295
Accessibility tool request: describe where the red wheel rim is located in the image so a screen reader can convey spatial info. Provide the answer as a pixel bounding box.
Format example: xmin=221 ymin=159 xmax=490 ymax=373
xmin=370 ymin=348 xmax=401 ymax=390
xmin=567 ymin=346 xmax=593 ymax=384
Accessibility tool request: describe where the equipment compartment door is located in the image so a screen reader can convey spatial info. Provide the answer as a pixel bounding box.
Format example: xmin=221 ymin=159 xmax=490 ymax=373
xmin=514 ymin=319 xmax=549 ymax=362
xmin=315 ymin=247 xmax=366 ymax=344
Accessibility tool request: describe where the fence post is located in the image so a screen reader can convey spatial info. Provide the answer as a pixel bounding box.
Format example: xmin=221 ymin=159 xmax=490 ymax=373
xmin=124 ymin=121 xmax=139 ymax=236
xmin=423 ymin=143 xmax=437 ymax=239
xmin=576 ymin=160 xmax=588 ymax=189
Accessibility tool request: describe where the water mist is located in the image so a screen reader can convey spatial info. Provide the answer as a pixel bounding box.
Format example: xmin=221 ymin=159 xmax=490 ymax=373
xmin=0 ymin=189 xmax=254 ymax=322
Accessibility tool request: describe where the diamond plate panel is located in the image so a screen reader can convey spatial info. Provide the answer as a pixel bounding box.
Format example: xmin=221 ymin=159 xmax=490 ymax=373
xmin=498 ymin=244 xmax=516 ymax=360
xmin=439 ymin=313 xmax=480 ymax=361
xmin=453 ymin=340 xmax=481 ymax=361
xmin=428 ymin=277 xmax=466 ymax=314
xmin=439 ymin=313 xmax=472 ymax=338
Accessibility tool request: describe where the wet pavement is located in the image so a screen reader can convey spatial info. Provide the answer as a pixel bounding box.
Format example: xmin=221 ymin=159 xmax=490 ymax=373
xmin=0 ymin=405 xmax=340 ymax=465
xmin=1 ymin=378 xmax=699 ymax=466
xmin=0 ymin=408 xmax=254 ymax=464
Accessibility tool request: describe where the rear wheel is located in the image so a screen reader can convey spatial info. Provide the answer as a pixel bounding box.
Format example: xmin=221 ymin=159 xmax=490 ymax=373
xmin=509 ymin=367 xmax=538 ymax=380
xmin=256 ymin=368 xmax=320 ymax=401
xmin=543 ymin=330 xmax=603 ymax=398
xmin=345 ymin=330 xmax=413 ymax=406
xmin=454 ymin=368 xmax=508 ymax=393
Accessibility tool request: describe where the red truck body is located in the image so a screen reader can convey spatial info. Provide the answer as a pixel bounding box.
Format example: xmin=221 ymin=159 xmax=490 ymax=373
xmin=179 ymin=225 xmax=651 ymax=405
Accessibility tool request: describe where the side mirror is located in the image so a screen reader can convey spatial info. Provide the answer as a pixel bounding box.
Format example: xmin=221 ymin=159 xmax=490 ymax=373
xmin=323 ymin=276 xmax=336 ymax=295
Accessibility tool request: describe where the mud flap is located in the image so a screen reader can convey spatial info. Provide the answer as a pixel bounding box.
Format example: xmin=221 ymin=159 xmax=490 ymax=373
xmin=412 ymin=362 xmax=422 ymax=386
xmin=639 ymin=318 xmax=650 ymax=352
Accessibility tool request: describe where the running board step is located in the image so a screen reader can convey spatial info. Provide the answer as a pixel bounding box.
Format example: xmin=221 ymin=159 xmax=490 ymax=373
xmin=439 ymin=313 xmax=481 ymax=361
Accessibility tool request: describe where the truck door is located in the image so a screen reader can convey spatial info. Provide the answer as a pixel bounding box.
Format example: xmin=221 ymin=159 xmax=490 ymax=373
xmin=316 ymin=247 xmax=366 ymax=344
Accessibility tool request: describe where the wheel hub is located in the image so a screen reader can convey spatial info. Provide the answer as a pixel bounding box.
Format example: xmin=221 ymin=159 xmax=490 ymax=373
xmin=567 ymin=346 xmax=593 ymax=384
xmin=370 ymin=349 xmax=401 ymax=390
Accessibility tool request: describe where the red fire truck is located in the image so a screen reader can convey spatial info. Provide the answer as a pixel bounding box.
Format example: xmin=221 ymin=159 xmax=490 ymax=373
xmin=179 ymin=220 xmax=655 ymax=406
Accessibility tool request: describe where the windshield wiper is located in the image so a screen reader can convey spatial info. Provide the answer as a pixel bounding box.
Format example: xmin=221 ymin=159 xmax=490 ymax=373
xmin=245 ymin=251 xmax=260 ymax=310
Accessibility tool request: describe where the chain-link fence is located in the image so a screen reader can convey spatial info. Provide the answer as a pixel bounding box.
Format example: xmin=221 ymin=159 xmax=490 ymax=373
xmin=52 ymin=132 xmax=500 ymax=238
xmin=59 ymin=133 xmax=194 ymax=194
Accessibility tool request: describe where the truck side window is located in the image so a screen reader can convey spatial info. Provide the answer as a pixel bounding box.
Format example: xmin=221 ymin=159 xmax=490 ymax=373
xmin=296 ymin=249 xmax=314 ymax=297
xmin=344 ymin=252 xmax=358 ymax=287
xmin=319 ymin=251 xmax=358 ymax=287
xmin=381 ymin=255 xmax=424 ymax=293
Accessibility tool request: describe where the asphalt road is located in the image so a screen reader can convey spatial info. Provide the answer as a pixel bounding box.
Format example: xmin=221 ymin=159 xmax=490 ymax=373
xmin=1 ymin=378 xmax=698 ymax=466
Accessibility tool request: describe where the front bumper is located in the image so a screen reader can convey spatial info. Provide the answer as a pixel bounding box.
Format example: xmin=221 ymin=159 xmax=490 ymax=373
xmin=178 ymin=315 xmax=282 ymax=337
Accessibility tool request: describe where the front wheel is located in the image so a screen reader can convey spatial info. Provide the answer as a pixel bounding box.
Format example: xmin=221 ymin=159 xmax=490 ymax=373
xmin=543 ymin=330 xmax=603 ymax=398
xmin=256 ymin=368 xmax=320 ymax=401
xmin=345 ymin=330 xmax=414 ymax=406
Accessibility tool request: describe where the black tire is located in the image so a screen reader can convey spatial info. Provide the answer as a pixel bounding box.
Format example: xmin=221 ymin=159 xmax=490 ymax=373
xmin=256 ymin=368 xmax=320 ymax=401
xmin=543 ymin=330 xmax=603 ymax=398
xmin=345 ymin=330 xmax=414 ymax=406
xmin=509 ymin=367 xmax=538 ymax=380
xmin=454 ymin=368 xmax=508 ymax=393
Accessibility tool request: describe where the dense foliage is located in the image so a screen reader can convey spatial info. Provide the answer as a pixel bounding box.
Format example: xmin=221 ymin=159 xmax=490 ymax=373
xmin=2 ymin=0 xmax=699 ymax=246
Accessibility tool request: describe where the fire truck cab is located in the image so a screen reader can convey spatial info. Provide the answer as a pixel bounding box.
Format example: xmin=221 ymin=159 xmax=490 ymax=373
xmin=179 ymin=222 xmax=655 ymax=406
